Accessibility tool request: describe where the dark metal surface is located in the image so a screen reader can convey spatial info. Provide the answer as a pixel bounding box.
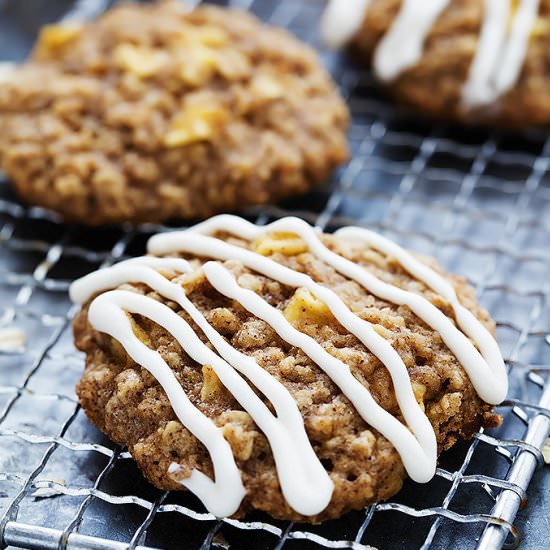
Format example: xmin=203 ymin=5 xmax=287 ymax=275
xmin=0 ymin=1 xmax=549 ymax=549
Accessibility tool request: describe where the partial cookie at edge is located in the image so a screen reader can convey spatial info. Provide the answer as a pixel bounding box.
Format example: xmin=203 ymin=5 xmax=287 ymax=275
xmin=0 ymin=0 xmax=349 ymax=224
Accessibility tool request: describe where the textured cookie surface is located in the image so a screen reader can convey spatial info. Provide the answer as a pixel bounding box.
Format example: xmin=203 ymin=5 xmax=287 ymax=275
xmin=342 ymin=0 xmax=550 ymax=126
xmin=0 ymin=1 xmax=348 ymax=224
xmin=73 ymin=227 xmax=500 ymax=522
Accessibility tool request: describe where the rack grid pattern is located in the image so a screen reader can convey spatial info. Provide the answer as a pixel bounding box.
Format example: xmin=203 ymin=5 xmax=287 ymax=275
xmin=0 ymin=0 xmax=549 ymax=549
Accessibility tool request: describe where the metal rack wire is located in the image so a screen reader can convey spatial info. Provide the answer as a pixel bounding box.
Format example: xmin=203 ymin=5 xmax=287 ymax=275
xmin=0 ymin=0 xmax=549 ymax=548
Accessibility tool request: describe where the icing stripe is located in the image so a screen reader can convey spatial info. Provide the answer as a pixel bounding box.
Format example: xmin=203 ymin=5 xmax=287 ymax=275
xmin=181 ymin=214 xmax=507 ymax=404
xmin=149 ymin=227 xmax=439 ymax=483
xmin=462 ymin=0 xmax=510 ymax=106
xmin=335 ymin=226 xmax=508 ymax=403
xmin=374 ymin=0 xmax=450 ymax=82
xmin=87 ymin=290 xmax=245 ymax=518
xmin=320 ymin=0 xmax=372 ymax=49
xmin=72 ymin=259 xmax=333 ymax=517
xmin=202 ymin=261 xmax=436 ymax=483
xmin=494 ymin=0 xmax=539 ymax=96
xmin=464 ymin=0 xmax=539 ymax=106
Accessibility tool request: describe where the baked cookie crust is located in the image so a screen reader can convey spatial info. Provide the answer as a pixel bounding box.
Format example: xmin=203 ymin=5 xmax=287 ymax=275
xmin=73 ymin=221 xmax=501 ymax=522
xmin=0 ymin=1 xmax=348 ymax=224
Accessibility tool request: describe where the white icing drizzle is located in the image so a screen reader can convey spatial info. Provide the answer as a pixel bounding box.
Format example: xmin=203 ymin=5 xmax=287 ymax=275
xmin=87 ymin=289 xmax=245 ymax=517
xmin=71 ymin=257 xmax=333 ymax=517
xmin=71 ymin=215 xmax=507 ymax=518
xmin=493 ymin=0 xmax=539 ymax=98
xmin=321 ymin=0 xmax=539 ymax=106
xmin=201 ymin=261 xmax=436 ymax=483
xmin=463 ymin=0 xmax=511 ymax=106
xmin=179 ymin=215 xmax=507 ymax=404
xmin=335 ymin=226 xmax=508 ymax=403
xmin=464 ymin=0 xmax=540 ymax=106
xmin=150 ymin=225 xmax=439 ymax=481
xmin=374 ymin=0 xmax=450 ymax=82
xmin=152 ymin=212 xmax=508 ymax=441
xmin=320 ymin=0 xmax=372 ymax=49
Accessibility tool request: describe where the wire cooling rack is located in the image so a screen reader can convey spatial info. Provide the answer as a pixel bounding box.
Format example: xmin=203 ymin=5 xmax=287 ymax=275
xmin=1 ymin=0 xmax=550 ymax=548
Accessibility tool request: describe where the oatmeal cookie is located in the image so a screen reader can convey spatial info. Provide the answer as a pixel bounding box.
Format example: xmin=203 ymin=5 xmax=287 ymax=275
xmin=321 ymin=0 xmax=550 ymax=126
xmin=0 ymin=1 xmax=348 ymax=225
xmin=71 ymin=215 xmax=505 ymax=521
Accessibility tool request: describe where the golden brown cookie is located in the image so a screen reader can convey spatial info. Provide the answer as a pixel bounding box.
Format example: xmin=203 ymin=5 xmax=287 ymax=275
xmin=321 ymin=0 xmax=550 ymax=126
xmin=71 ymin=215 xmax=504 ymax=521
xmin=0 ymin=1 xmax=348 ymax=225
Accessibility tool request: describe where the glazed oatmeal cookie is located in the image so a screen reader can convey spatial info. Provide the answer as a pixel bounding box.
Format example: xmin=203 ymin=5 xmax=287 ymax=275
xmin=70 ymin=215 xmax=506 ymax=522
xmin=0 ymin=1 xmax=348 ymax=224
xmin=321 ymin=0 xmax=550 ymax=126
